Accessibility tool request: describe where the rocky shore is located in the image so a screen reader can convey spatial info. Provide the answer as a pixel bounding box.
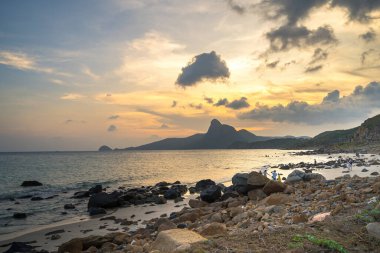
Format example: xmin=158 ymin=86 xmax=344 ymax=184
xmin=1 ymin=154 xmax=380 ymax=253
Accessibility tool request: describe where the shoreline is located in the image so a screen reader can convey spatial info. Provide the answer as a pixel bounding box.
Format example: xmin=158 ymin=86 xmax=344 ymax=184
xmin=0 ymin=151 xmax=379 ymax=252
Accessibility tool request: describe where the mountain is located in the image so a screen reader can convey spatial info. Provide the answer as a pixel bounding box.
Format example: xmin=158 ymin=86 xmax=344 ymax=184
xmin=122 ymin=119 xmax=272 ymax=150
xmin=352 ymin=114 xmax=380 ymax=143
xmin=98 ymin=145 xmax=112 ymax=151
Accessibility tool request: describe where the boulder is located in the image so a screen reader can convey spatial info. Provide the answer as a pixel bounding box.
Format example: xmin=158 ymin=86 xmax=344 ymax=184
xmin=371 ymin=172 xmax=379 ymax=176
xmin=88 ymin=192 xmax=121 ymax=209
xmin=154 ymin=196 xmax=167 ymax=205
xmin=260 ymin=193 xmax=293 ymax=206
xmin=88 ymin=207 xmax=106 ymax=216
xmin=303 ymin=173 xmax=326 ymax=182
xmin=247 ymin=171 xmax=270 ymax=188
xmin=88 ymin=185 xmax=103 ymax=195
xmin=157 ymin=219 xmax=177 ymax=232
xmin=164 ymin=189 xmax=181 ymax=200
xmin=171 ymin=184 xmax=188 ymax=195
xmin=20 ymin=181 xmax=42 ymax=187
xmin=188 ymin=199 xmax=208 ymax=208
xmin=13 ymin=213 xmax=26 ymax=219
xmin=262 ymin=181 xmax=286 ymax=195
xmin=4 ymin=242 xmax=34 ymax=253
xmin=195 ymin=179 xmax=216 ymax=192
xmin=73 ymin=191 xmax=90 ymax=198
xmin=231 ymin=173 xmax=249 ymax=194
xmin=220 ymin=191 xmax=239 ymax=201
xmin=150 ymin=229 xmax=207 ymax=253
xmin=285 ymin=170 xmax=305 ymax=183
xmin=247 ymin=189 xmax=267 ymax=201
xmin=64 ymin=204 xmax=75 ymax=209
xmin=200 ymin=222 xmax=227 ymax=236
xmin=200 ymin=185 xmax=221 ymax=203
xmin=366 ymin=222 xmax=380 ymax=240
xmin=58 ymin=238 xmax=83 ymax=253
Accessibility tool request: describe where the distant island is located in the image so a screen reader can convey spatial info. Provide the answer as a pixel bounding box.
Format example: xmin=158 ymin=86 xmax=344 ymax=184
xmin=99 ymin=114 xmax=380 ymax=153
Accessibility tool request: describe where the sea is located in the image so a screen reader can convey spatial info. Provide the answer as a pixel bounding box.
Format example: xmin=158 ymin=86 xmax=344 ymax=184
xmin=0 ymin=149 xmax=378 ymax=236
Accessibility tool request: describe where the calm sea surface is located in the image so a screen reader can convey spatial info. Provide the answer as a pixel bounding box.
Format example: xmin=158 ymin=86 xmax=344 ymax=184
xmin=0 ymin=149 xmax=373 ymax=235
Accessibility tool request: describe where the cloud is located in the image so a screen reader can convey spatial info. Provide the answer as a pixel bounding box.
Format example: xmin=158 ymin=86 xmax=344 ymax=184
xmin=239 ymin=81 xmax=380 ymax=125
xmin=160 ymin=123 xmax=169 ymax=129
xmin=175 ymin=51 xmax=230 ymax=87
xmin=305 ymin=65 xmax=323 ymax=73
xmin=359 ymin=28 xmax=377 ymax=42
xmin=204 ymin=97 xmax=214 ymax=104
xmin=361 ymin=49 xmax=376 ymax=65
xmin=60 ymin=93 xmax=85 ymax=100
xmin=214 ymin=98 xmax=229 ymax=107
xmin=309 ymin=48 xmax=328 ymax=65
xmin=266 ymin=24 xmax=337 ymax=52
xmin=227 ymin=0 xmax=246 ymax=15
xmin=266 ymin=60 xmax=280 ymax=68
xmin=108 ymin=115 xmax=119 ymax=120
xmin=226 ymin=97 xmax=250 ymax=110
xmin=171 ymin=100 xmax=177 ymax=108
xmin=82 ymin=66 xmax=100 ymax=80
xmin=107 ymin=125 xmax=117 ymax=132
xmin=331 ymin=0 xmax=380 ymax=22
xmin=188 ymin=103 xmax=203 ymax=110
xmin=64 ymin=119 xmax=86 ymax=124
xmin=0 ymin=50 xmax=54 ymax=73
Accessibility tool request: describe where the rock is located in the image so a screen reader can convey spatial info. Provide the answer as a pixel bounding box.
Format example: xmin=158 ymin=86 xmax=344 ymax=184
xmin=178 ymin=212 xmax=200 ymax=223
xmin=73 ymin=191 xmax=90 ymax=198
xmin=31 ymin=197 xmax=44 ymax=201
xmin=155 ymin=196 xmax=167 ymax=205
xmin=158 ymin=220 xmax=177 ymax=232
xmin=51 ymin=234 xmax=61 ymax=240
xmin=164 ymin=189 xmax=181 ymax=200
xmin=260 ymin=193 xmax=293 ymax=206
xmin=292 ymin=214 xmax=308 ymax=224
xmin=195 ymin=179 xmax=216 ymax=192
xmin=4 ymin=242 xmax=34 ymax=253
xmin=88 ymin=184 xmax=103 ymax=195
xmin=101 ymin=242 xmax=117 ymax=252
xmin=366 ymin=222 xmax=380 ymax=240
xmin=362 ymin=168 xmax=369 ymax=172
xmin=373 ymin=182 xmax=380 ymax=193
xmin=188 ymin=187 xmax=197 ymax=194
xmin=20 ymin=181 xmax=42 ymax=187
xmin=98 ymin=145 xmax=112 ymax=151
xmin=247 ymin=189 xmax=267 ymax=201
xmin=85 ymin=246 xmax=98 ymax=253
xmin=286 ymin=170 xmax=305 ymax=183
xmin=262 ymin=181 xmax=286 ymax=195
xmin=200 ymin=185 xmax=221 ymax=203
xmin=64 ymin=203 xmax=75 ymax=209
xmin=371 ymin=172 xmax=379 ymax=176
xmin=247 ymin=171 xmax=270 ymax=188
xmin=45 ymin=229 xmax=65 ymax=236
xmin=232 ymin=173 xmax=249 ymax=188
xmin=58 ymin=238 xmax=83 ymax=253
xmin=87 ymin=192 xmax=121 ymax=209
xmin=220 ymin=191 xmax=239 ymax=201
xmin=188 ymin=199 xmax=208 ymax=208
xmin=210 ymin=212 xmax=223 ymax=223
xmin=200 ymin=222 xmax=227 ymax=236
xmin=150 ymin=229 xmax=207 ymax=253
xmin=13 ymin=213 xmax=26 ymax=219
xmin=280 ymin=164 xmax=290 ymax=170
xmin=304 ymin=173 xmax=326 ymax=182
xmin=88 ymin=207 xmax=106 ymax=216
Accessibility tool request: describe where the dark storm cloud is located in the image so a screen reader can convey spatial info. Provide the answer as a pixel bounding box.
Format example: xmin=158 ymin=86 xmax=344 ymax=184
xmin=239 ymin=81 xmax=380 ymax=125
xmin=226 ymin=97 xmax=250 ymax=110
xmin=204 ymin=97 xmax=214 ymax=104
xmin=359 ymin=28 xmax=377 ymax=42
xmin=176 ymin=51 xmax=230 ymax=87
xmin=331 ymin=0 xmax=380 ymax=22
xmin=171 ymin=100 xmax=177 ymax=108
xmin=266 ymin=24 xmax=337 ymax=52
xmin=305 ymin=64 xmax=323 ymax=73
xmin=107 ymin=125 xmax=117 ymax=132
xmin=266 ymin=60 xmax=280 ymax=68
xmin=108 ymin=115 xmax=119 ymax=120
xmin=214 ymin=98 xmax=229 ymax=107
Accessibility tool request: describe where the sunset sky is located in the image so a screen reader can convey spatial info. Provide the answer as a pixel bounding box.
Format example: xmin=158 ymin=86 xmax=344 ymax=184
xmin=1 ymin=0 xmax=380 ymax=151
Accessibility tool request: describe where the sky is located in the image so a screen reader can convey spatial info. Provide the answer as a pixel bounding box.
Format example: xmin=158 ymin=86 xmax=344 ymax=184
xmin=0 ymin=0 xmax=380 ymax=151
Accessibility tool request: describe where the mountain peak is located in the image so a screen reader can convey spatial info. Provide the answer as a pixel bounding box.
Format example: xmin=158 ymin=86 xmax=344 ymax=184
xmin=210 ymin=119 xmax=222 ymax=127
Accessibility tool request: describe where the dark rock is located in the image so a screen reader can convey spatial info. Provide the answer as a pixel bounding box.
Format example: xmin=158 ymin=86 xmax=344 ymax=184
xmin=20 ymin=181 xmax=42 ymax=187
xmin=247 ymin=171 xmax=270 ymax=188
xmin=155 ymin=196 xmax=167 ymax=205
xmin=18 ymin=195 xmax=33 ymax=199
xmin=45 ymin=229 xmax=65 ymax=236
xmin=87 ymin=192 xmax=122 ymax=209
xmin=231 ymin=173 xmax=249 ymax=194
xmin=286 ymin=170 xmax=304 ymax=183
xmin=262 ymin=181 xmax=286 ymax=195
xmin=4 ymin=242 xmax=34 ymax=253
xmin=163 ymin=189 xmax=180 ymax=200
xmin=64 ymin=204 xmax=75 ymax=209
xmin=88 ymin=185 xmax=103 ymax=195
xmin=31 ymin=197 xmax=44 ymax=201
xmin=248 ymin=189 xmax=267 ymax=201
xmin=98 ymin=145 xmax=112 ymax=151
xmin=88 ymin=207 xmax=106 ymax=216
xmin=200 ymin=185 xmax=221 ymax=203
xmin=371 ymin=172 xmax=379 ymax=176
xmin=73 ymin=191 xmax=90 ymax=198
xmin=279 ymin=164 xmax=290 ymax=170
xmin=220 ymin=191 xmax=239 ymax=201
xmin=362 ymin=168 xmax=369 ymax=172
xmin=188 ymin=187 xmax=197 ymax=194
xmin=177 ymin=223 xmax=187 ymax=229
xmin=13 ymin=213 xmax=27 ymax=219
xmin=171 ymin=184 xmax=188 ymax=195
xmin=173 ymin=180 xmax=181 ymax=184
xmin=195 ymin=179 xmax=216 ymax=192
xmin=155 ymin=181 xmax=170 ymax=187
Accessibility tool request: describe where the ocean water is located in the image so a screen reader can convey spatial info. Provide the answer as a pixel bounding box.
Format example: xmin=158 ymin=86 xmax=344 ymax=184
xmin=0 ymin=149 xmax=378 ymax=236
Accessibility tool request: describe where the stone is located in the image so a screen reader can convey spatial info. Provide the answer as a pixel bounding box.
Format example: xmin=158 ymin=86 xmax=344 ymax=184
xmin=220 ymin=191 xmax=239 ymax=200
xmin=200 ymin=185 xmax=221 ymax=203
xmin=260 ymin=193 xmax=293 ymax=206
xmin=13 ymin=213 xmax=26 ymax=219
xmin=58 ymin=238 xmax=83 ymax=253
xmin=262 ymin=181 xmax=286 ymax=195
xmin=362 ymin=168 xmax=369 ymax=172
xmin=200 ymin=222 xmax=227 ymax=236
xmin=89 ymin=184 xmax=103 ymax=195
xmin=64 ymin=203 xmax=75 ymax=209
xmin=85 ymin=246 xmax=98 ymax=253
xmin=4 ymin=242 xmax=35 ymax=253
xmin=88 ymin=192 xmax=121 ymax=209
xmin=178 ymin=212 xmax=200 ymax=223
xmin=195 ymin=179 xmax=216 ymax=192
xmin=150 ymin=229 xmax=207 ymax=253
xmin=247 ymin=189 xmax=267 ymax=201
xmin=20 ymin=180 xmax=42 ymax=187
xmin=73 ymin=191 xmax=90 ymax=198
xmin=88 ymin=207 xmax=106 ymax=216
xmin=366 ymin=222 xmax=380 ymax=240
xmin=247 ymin=171 xmax=270 ymax=188
xmin=155 ymin=218 xmax=177 ymax=232
xmin=188 ymin=199 xmax=208 ymax=208
xmin=371 ymin=172 xmax=380 ymax=176
xmin=292 ymin=214 xmax=308 ymax=224
xmin=164 ymin=189 xmax=181 ymax=200
xmin=210 ymin=212 xmax=223 ymax=223
xmin=101 ymin=242 xmax=117 ymax=252
xmin=30 ymin=196 xmax=44 ymax=201
xmin=155 ymin=196 xmax=167 ymax=205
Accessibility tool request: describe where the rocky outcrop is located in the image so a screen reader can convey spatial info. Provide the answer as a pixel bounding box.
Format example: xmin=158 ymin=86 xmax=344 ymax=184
xmin=352 ymin=114 xmax=380 ymax=143
xmin=20 ymin=180 xmax=42 ymax=187
xmin=98 ymin=145 xmax=112 ymax=151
